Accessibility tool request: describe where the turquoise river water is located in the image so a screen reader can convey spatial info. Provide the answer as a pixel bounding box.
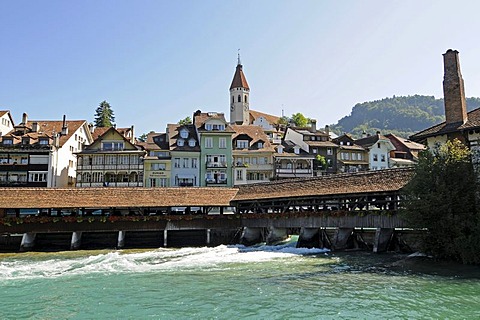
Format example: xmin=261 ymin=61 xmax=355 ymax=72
xmin=1 ymin=239 xmax=479 ymax=319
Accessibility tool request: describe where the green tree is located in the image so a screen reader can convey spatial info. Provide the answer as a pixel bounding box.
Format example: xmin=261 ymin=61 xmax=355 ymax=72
xmin=178 ymin=116 xmax=192 ymax=125
xmin=137 ymin=133 xmax=148 ymax=142
xmin=315 ymin=154 xmax=327 ymax=170
xmin=94 ymin=100 xmax=115 ymax=127
xmin=278 ymin=116 xmax=290 ymax=126
xmin=401 ymin=139 xmax=480 ymax=264
xmin=291 ymin=113 xmax=309 ymax=127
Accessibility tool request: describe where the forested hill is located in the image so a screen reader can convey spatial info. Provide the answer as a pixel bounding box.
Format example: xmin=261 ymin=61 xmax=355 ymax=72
xmin=330 ymin=95 xmax=480 ymax=139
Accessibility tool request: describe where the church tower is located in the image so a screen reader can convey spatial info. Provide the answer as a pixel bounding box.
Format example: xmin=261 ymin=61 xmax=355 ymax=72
xmin=229 ymin=54 xmax=250 ymax=125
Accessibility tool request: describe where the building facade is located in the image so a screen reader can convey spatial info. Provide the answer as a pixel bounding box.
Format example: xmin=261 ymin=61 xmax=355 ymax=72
xmin=139 ymin=132 xmax=172 ymax=187
xmin=168 ymin=124 xmax=201 ymax=187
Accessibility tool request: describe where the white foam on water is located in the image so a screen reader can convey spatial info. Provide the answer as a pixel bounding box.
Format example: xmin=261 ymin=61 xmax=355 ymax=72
xmin=0 ymin=243 xmax=329 ymax=281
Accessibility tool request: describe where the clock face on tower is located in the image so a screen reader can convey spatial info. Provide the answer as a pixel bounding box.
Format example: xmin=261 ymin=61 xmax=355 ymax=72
xmin=230 ymin=105 xmax=235 ymax=111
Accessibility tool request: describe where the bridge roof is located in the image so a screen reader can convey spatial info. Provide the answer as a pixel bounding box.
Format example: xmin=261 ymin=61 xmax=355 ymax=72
xmin=0 ymin=187 xmax=238 ymax=209
xmin=233 ymin=168 xmax=413 ymax=201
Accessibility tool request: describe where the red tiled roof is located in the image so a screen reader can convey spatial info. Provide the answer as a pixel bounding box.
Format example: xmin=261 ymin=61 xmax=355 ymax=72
xmin=230 ymin=64 xmax=250 ymax=90
xmin=249 ymin=110 xmax=280 ymax=126
xmin=233 ymin=168 xmax=413 ymax=201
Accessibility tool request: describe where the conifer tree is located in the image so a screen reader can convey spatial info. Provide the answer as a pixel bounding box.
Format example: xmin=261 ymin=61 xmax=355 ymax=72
xmin=94 ymin=100 xmax=115 ymax=127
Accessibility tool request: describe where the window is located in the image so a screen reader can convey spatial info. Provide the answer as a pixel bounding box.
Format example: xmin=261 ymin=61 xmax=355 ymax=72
xmin=174 ymin=158 xmax=181 ymax=168
xmin=191 ymin=158 xmax=198 ymax=168
xmin=149 ymin=178 xmax=157 ymax=187
xmin=257 ymin=142 xmax=263 ymax=148
xmin=102 ymin=142 xmax=124 ymax=151
xmin=327 ymin=148 xmax=332 ymax=155
xmin=327 ymin=159 xmax=332 ymax=167
xmin=69 ymin=160 xmax=74 ymax=168
xmin=381 ymin=154 xmax=386 ymax=162
xmin=237 ymin=140 xmax=248 ymax=149
xmin=219 ymin=138 xmax=226 ymax=149
xmin=377 ymin=143 xmax=381 ymax=148
xmin=245 ymin=95 xmax=248 ymax=103
xmin=39 ymin=138 xmax=49 ymax=145
xmin=357 ymin=153 xmax=363 ymax=161
xmin=188 ymin=139 xmax=196 ymax=147
xmin=118 ymin=155 xmax=129 ymax=165
xmin=238 ymin=95 xmax=241 ymax=102
xmin=236 ymin=169 xmax=243 ymax=180
xmin=177 ymin=139 xmax=184 ymax=147
xmin=205 ymin=137 xmax=213 ymax=148
xmin=180 ymin=129 xmax=188 ymax=139
xmin=259 ymin=157 xmax=266 ymax=165
xmin=22 ymin=137 xmax=30 ymax=145
xmin=312 ymin=148 xmax=317 ymax=154
xmin=183 ymin=158 xmax=189 ymax=168
xmin=152 ymin=163 xmax=166 ymax=170
xmin=3 ymin=138 xmax=12 ymax=145
xmin=352 ymin=153 xmax=357 ymax=160
xmin=373 ymin=154 xmax=378 ymax=161
xmin=29 ymin=172 xmax=47 ymax=182
xmin=232 ymin=96 xmax=234 ymax=104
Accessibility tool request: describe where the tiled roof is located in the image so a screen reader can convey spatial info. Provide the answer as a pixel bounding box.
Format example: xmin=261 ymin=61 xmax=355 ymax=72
xmin=230 ymin=64 xmax=250 ymax=90
xmin=410 ymin=108 xmax=480 ymax=141
xmin=355 ymin=133 xmax=391 ymax=148
xmin=249 ymin=110 xmax=280 ymax=126
xmin=385 ymin=134 xmax=425 ymax=151
xmin=92 ymin=127 xmax=131 ymax=141
xmin=136 ymin=132 xmax=169 ymax=151
xmin=233 ymin=168 xmax=413 ymax=201
xmin=194 ymin=112 xmax=235 ymax=133
xmin=4 ymin=120 xmax=87 ymax=147
xmin=0 ymin=187 xmax=239 ymax=209
xmin=306 ymin=141 xmax=339 ymax=148
xmin=167 ymin=124 xmax=201 ymax=152
xmin=232 ymin=125 xmax=275 ymax=151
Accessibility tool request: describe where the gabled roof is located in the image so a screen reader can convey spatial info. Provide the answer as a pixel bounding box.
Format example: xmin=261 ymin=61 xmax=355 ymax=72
xmin=3 ymin=120 xmax=89 ymax=147
xmin=83 ymin=126 xmax=141 ymax=153
xmin=0 ymin=187 xmax=238 ymax=209
xmin=0 ymin=110 xmax=14 ymax=127
xmin=136 ymin=132 xmax=169 ymax=151
xmin=410 ymin=108 xmax=480 ymax=142
xmin=168 ymin=124 xmax=201 ymax=152
xmin=385 ymin=134 xmax=425 ymax=152
xmin=231 ymin=125 xmax=275 ymax=152
xmin=355 ymin=133 xmax=392 ymax=148
xmin=333 ymin=134 xmax=366 ymax=151
xmin=230 ymin=64 xmax=249 ymax=90
xmin=249 ymin=110 xmax=280 ymax=126
xmin=92 ymin=127 xmax=132 ymax=141
xmin=233 ymin=168 xmax=413 ymax=201
xmin=193 ymin=112 xmax=235 ymax=133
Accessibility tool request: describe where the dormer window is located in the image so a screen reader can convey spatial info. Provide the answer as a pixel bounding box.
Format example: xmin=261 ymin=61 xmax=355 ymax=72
xmin=340 ymin=141 xmax=344 ymax=145
xmin=277 ymin=145 xmax=284 ymax=154
xmin=2 ymin=138 xmax=13 ymax=145
xmin=177 ymin=139 xmax=184 ymax=147
xmin=257 ymin=142 xmax=263 ymax=148
xmin=237 ymin=140 xmax=248 ymax=149
xmin=188 ymin=139 xmax=196 ymax=147
xmin=180 ymin=129 xmax=189 ymax=139
xmin=294 ymin=146 xmax=300 ymax=154
xmin=347 ymin=141 xmax=351 ymax=146
xmin=22 ymin=137 xmax=30 ymax=145
xmin=39 ymin=138 xmax=49 ymax=145
xmin=205 ymin=124 xmax=225 ymax=131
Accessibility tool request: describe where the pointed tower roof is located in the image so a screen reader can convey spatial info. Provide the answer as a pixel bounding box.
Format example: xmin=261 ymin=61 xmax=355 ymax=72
xmin=230 ymin=57 xmax=250 ymax=90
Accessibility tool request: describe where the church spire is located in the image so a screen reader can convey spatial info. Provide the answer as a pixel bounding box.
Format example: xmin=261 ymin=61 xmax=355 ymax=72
xmin=229 ymin=53 xmax=250 ymax=125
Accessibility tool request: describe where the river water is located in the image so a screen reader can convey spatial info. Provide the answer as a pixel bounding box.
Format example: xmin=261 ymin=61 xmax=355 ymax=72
xmin=1 ymin=239 xmax=479 ymax=319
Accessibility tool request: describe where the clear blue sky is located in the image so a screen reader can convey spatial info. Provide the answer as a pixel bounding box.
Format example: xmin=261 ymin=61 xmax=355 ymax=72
xmin=2 ymin=0 xmax=480 ymax=135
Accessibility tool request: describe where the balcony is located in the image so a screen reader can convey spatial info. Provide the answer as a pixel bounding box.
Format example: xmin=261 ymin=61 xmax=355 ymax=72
xmin=76 ymin=182 xmax=144 ymax=188
xmin=206 ymin=162 xmax=227 ymax=168
xmin=205 ymin=178 xmax=227 ymax=185
xmin=275 ymin=168 xmax=313 ymax=178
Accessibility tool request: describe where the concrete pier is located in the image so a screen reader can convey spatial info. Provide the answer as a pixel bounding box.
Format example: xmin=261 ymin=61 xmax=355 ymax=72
xmin=163 ymin=230 xmax=168 ymax=247
xmin=333 ymin=228 xmax=354 ymax=250
xmin=266 ymin=227 xmax=288 ymax=245
xmin=70 ymin=231 xmax=82 ymax=250
xmin=297 ymin=228 xmax=320 ymax=248
xmin=373 ymin=228 xmax=394 ymax=253
xmin=117 ymin=231 xmax=126 ymax=249
xmin=240 ymin=227 xmax=264 ymax=246
xmin=20 ymin=232 xmax=36 ymax=252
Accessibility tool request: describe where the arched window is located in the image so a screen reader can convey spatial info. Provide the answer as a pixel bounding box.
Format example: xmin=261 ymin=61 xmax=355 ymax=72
xmin=232 ymin=96 xmax=234 ymax=104
xmin=245 ymin=95 xmax=248 ymax=103
xmin=238 ymin=95 xmax=241 ymax=102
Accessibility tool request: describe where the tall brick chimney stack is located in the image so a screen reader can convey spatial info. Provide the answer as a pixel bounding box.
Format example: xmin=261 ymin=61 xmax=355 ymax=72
xmin=443 ymin=49 xmax=468 ymax=124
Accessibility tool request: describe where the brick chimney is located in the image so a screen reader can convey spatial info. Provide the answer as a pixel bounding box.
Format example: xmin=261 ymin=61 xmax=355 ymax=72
xmin=443 ymin=49 xmax=468 ymax=124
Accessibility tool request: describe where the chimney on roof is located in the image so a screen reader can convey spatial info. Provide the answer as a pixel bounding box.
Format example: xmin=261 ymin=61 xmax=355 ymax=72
xmin=88 ymin=123 xmax=94 ymax=133
xmin=310 ymin=119 xmax=317 ymax=133
xmin=376 ymin=130 xmax=381 ymax=135
xmin=325 ymin=125 xmax=330 ymax=136
xmin=22 ymin=113 xmax=28 ymax=126
xmin=443 ymin=49 xmax=468 ymax=124
xmin=130 ymin=125 xmax=135 ymax=144
xmin=61 ymin=115 xmax=68 ymax=136
xmin=31 ymin=122 xmax=38 ymax=132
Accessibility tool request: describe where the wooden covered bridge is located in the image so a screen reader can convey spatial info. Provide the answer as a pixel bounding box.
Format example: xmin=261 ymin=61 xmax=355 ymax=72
xmin=0 ymin=168 xmax=415 ymax=252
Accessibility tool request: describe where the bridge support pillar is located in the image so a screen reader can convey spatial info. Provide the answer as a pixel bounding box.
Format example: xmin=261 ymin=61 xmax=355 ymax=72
xmin=240 ymin=227 xmax=264 ymax=246
xmin=70 ymin=231 xmax=82 ymax=250
xmin=373 ymin=228 xmax=394 ymax=253
xmin=117 ymin=231 xmax=126 ymax=249
xmin=163 ymin=230 xmax=168 ymax=247
xmin=297 ymin=228 xmax=320 ymax=248
xmin=333 ymin=228 xmax=354 ymax=250
xmin=266 ymin=227 xmax=288 ymax=245
xmin=206 ymin=229 xmax=211 ymax=246
xmin=20 ymin=232 xmax=36 ymax=252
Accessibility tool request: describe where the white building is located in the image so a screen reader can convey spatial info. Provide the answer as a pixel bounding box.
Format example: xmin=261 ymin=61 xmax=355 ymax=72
xmin=355 ymin=132 xmax=395 ymax=170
